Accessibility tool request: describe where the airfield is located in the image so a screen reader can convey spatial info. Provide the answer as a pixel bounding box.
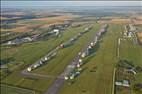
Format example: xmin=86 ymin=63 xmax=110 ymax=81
xmin=1 ymin=10 xmax=142 ymax=94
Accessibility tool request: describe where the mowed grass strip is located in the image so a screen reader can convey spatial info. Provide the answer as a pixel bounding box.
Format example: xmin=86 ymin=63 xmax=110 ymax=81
xmin=58 ymin=24 xmax=123 ymax=94
xmin=32 ymin=24 xmax=100 ymax=76
xmin=1 ymin=84 xmax=34 ymax=94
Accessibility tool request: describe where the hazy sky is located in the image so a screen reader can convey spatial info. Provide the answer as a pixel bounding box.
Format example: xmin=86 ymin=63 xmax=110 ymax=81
xmin=1 ymin=1 xmax=142 ymax=8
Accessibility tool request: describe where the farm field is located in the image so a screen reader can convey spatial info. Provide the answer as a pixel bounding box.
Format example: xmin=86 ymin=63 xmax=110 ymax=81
xmin=58 ymin=24 xmax=122 ymax=94
xmin=18 ymin=15 xmax=72 ymax=25
xmin=1 ymin=12 xmax=73 ymax=32
xmin=31 ymin=23 xmax=100 ymax=76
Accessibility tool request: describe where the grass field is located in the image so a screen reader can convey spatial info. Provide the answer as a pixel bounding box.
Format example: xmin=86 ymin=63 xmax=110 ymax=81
xmin=0 ymin=22 xmax=94 ymax=93
xmin=58 ymin=24 xmax=122 ymax=94
xmin=117 ymin=37 xmax=142 ymax=94
xmin=1 ymin=23 xmax=89 ymax=67
xmin=31 ymin=24 xmax=100 ymax=76
xmin=1 ymin=71 xmax=55 ymax=93
xmin=136 ymin=24 xmax=142 ymax=43
xmin=1 ymin=84 xmax=34 ymax=94
xmin=1 ymin=23 xmax=141 ymax=94
xmin=119 ymin=39 xmax=142 ymax=66
xmin=137 ymin=32 xmax=142 ymax=43
xmin=136 ymin=25 xmax=142 ymax=32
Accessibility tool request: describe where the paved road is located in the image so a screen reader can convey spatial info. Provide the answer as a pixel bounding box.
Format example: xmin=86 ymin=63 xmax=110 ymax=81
xmin=43 ymin=25 xmax=106 ymax=94
xmin=44 ymin=78 xmax=65 ymax=94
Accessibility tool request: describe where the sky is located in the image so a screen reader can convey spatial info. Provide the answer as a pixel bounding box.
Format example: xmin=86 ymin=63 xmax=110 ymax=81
xmin=1 ymin=1 xmax=142 ymax=8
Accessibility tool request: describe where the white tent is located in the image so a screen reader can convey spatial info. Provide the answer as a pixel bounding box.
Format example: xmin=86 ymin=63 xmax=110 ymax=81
xmin=81 ymin=53 xmax=86 ymax=58
xmin=27 ymin=67 xmax=32 ymax=72
xmin=64 ymin=76 xmax=69 ymax=80
xmin=79 ymin=59 xmax=82 ymax=63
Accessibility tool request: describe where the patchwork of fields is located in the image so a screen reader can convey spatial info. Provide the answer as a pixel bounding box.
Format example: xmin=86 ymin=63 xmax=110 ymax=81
xmin=1 ymin=23 xmax=142 ymax=94
xmin=1 ymin=4 xmax=142 ymax=94
xmin=1 ymin=23 xmax=101 ymax=94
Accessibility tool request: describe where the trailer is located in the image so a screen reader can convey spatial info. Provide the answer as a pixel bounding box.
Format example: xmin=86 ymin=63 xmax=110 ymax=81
xmin=59 ymin=42 xmax=72 ymax=48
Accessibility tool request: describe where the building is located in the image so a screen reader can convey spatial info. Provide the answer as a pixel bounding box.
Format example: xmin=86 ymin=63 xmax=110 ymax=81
xmin=123 ymin=80 xmax=130 ymax=87
xmin=127 ymin=31 xmax=132 ymax=37
xmin=7 ymin=41 xmax=15 ymax=45
xmin=64 ymin=76 xmax=69 ymax=80
xmin=23 ymin=37 xmax=32 ymax=41
xmin=129 ymin=24 xmax=136 ymax=32
xmin=127 ymin=69 xmax=137 ymax=75
xmin=115 ymin=80 xmax=130 ymax=87
xmin=115 ymin=81 xmax=123 ymax=86
xmin=124 ymin=25 xmax=128 ymax=36
xmin=91 ymin=42 xmax=94 ymax=46
xmin=53 ymin=29 xmax=60 ymax=35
